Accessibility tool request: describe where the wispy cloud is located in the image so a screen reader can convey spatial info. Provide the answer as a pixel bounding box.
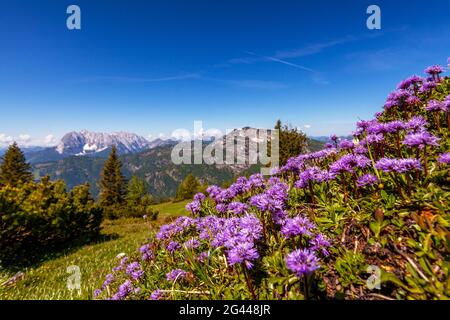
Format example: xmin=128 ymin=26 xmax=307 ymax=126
xmin=244 ymin=51 xmax=315 ymax=72
xmin=78 ymin=73 xmax=201 ymax=83
xmin=229 ymin=79 xmax=288 ymax=89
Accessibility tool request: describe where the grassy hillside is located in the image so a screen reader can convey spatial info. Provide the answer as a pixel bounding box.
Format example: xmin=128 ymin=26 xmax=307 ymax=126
xmin=0 ymin=201 xmax=189 ymax=300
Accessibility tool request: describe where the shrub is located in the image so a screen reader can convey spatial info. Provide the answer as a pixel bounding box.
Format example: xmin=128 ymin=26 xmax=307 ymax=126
xmin=0 ymin=178 xmax=103 ymax=264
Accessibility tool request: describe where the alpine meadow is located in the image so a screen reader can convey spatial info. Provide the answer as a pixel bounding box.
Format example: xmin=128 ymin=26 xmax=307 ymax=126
xmin=0 ymin=1 xmax=449 ymax=308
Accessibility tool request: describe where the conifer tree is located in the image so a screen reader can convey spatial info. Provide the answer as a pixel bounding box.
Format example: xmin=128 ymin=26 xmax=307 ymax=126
xmin=99 ymin=146 xmax=126 ymax=208
xmin=275 ymin=120 xmax=308 ymax=166
xmin=0 ymin=142 xmax=33 ymax=186
xmin=175 ymin=173 xmax=200 ymax=201
xmin=126 ymin=176 xmax=152 ymax=207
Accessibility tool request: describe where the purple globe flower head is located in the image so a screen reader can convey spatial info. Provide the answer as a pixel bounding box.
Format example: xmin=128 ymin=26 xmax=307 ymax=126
xmin=383 ymin=89 xmax=411 ymax=110
xmin=139 ymin=244 xmax=154 ymax=261
xmin=150 ymin=289 xmax=164 ymax=300
xmin=444 ymin=95 xmax=450 ymax=110
xmin=325 ymin=142 xmax=334 ymax=149
xmin=239 ymin=213 xmax=263 ymax=241
xmin=102 ymin=273 xmax=115 ymax=289
xmin=403 ymin=130 xmax=440 ymax=149
xmin=426 ymin=100 xmax=445 ymax=112
xmin=383 ymin=120 xmax=407 ymax=133
xmin=438 ymin=152 xmax=450 ymax=165
xmin=245 ymin=173 xmax=266 ymax=191
xmin=93 ymin=289 xmax=102 ymax=298
xmin=330 ymin=134 xmax=338 ymax=142
xmin=425 ymin=65 xmax=444 ymax=76
xmin=406 ymin=116 xmax=428 ymax=132
xmin=397 ymin=75 xmax=422 ymax=90
xmin=126 ymin=262 xmax=144 ymax=280
xmin=184 ymin=238 xmax=201 ymax=249
xmin=406 ymin=95 xmax=421 ymax=106
xmin=354 ymin=144 xmax=368 ymax=155
xmin=193 ymin=192 xmax=206 ymax=202
xmin=286 ymin=249 xmax=320 ymax=277
xmin=166 ymin=269 xmax=187 ymax=282
xmin=186 ymin=200 xmax=201 ymax=215
xmin=356 ymin=174 xmax=379 ymax=187
xmin=216 ymin=203 xmax=227 ymax=214
xmin=366 ymin=120 xmax=385 ymax=134
xmin=419 ymin=79 xmax=438 ymax=94
xmin=339 ymin=139 xmax=354 ymax=150
xmin=226 ymin=241 xmax=259 ymax=269
xmin=310 ymin=233 xmax=331 ymax=256
xmin=271 ymin=209 xmax=289 ymax=226
xmin=366 ymin=133 xmax=384 ymax=144
xmin=329 ymin=154 xmax=371 ymax=175
xmin=281 ymin=215 xmax=315 ymax=239
xmin=166 ymin=241 xmax=181 ymax=253
xmin=112 ymin=280 xmax=133 ymax=300
xmin=375 ymin=158 xmax=422 ymax=173
xmin=206 ymin=185 xmax=222 ymax=200
xmin=227 ymin=202 xmax=249 ymax=215
xmin=197 ymin=251 xmax=209 ymax=263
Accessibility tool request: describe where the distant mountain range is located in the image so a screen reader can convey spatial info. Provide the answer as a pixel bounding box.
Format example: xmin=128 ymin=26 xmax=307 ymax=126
xmin=1 ymin=129 xmax=325 ymax=200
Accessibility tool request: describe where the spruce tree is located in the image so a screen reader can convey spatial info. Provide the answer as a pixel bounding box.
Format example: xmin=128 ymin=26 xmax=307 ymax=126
xmin=126 ymin=176 xmax=152 ymax=207
xmin=175 ymin=173 xmax=200 ymax=201
xmin=0 ymin=142 xmax=33 ymax=186
xmin=275 ymin=120 xmax=308 ymax=166
xmin=99 ymin=146 xmax=126 ymax=208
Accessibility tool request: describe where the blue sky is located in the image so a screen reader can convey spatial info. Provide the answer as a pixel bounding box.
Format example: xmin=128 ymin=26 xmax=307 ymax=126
xmin=0 ymin=0 xmax=449 ymax=146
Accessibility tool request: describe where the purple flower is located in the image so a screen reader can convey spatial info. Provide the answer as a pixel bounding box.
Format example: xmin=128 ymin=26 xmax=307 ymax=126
xmin=444 ymin=95 xmax=450 ymax=110
xmin=406 ymin=116 xmax=428 ymax=131
xmin=216 ymin=203 xmax=227 ymax=214
xmin=184 ymin=238 xmax=201 ymax=249
xmin=271 ymin=209 xmax=289 ymax=225
xmin=426 ymin=100 xmax=446 ymax=112
xmin=286 ymin=249 xmax=320 ymax=277
xmin=403 ymin=131 xmax=440 ymax=149
xmin=150 ymin=289 xmax=164 ymax=300
xmin=339 ymin=139 xmax=354 ymax=150
xmin=102 ymin=273 xmax=115 ymax=289
xmin=438 ymin=152 xmax=450 ymax=165
xmin=375 ymin=158 xmax=422 ymax=173
xmin=425 ymin=65 xmax=444 ymax=76
xmin=166 ymin=241 xmax=181 ymax=253
xmin=397 ymin=75 xmax=422 ymax=90
xmin=166 ymin=269 xmax=187 ymax=282
xmin=366 ymin=133 xmax=384 ymax=144
xmin=330 ymin=134 xmax=338 ymax=142
xmin=383 ymin=120 xmax=406 ymax=133
xmin=126 ymin=262 xmax=144 ymax=280
xmin=281 ymin=216 xmax=315 ymax=239
xmin=193 ymin=192 xmax=206 ymax=202
xmin=93 ymin=289 xmax=102 ymax=298
xmin=112 ymin=280 xmax=133 ymax=300
xmin=206 ymin=185 xmax=222 ymax=199
xmin=420 ymin=79 xmax=438 ymax=94
xmin=227 ymin=241 xmax=259 ymax=269
xmin=185 ymin=200 xmax=201 ymax=215
xmin=310 ymin=233 xmax=331 ymax=256
xmin=197 ymin=251 xmax=209 ymax=263
xmin=356 ymin=174 xmax=379 ymax=187
xmin=329 ymin=154 xmax=371 ymax=175
xmin=139 ymin=244 xmax=154 ymax=261
xmin=226 ymin=202 xmax=248 ymax=216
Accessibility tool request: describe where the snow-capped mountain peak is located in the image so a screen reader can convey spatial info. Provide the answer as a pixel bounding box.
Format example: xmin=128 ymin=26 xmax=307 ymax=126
xmin=56 ymin=130 xmax=152 ymax=155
